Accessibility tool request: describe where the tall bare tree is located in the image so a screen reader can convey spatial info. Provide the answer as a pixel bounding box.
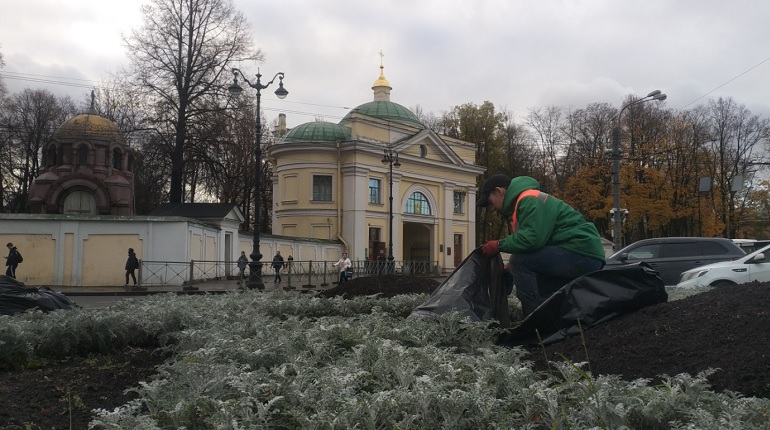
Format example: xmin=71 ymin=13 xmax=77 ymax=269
xmin=123 ymin=0 xmax=259 ymax=203
xmin=525 ymin=105 xmax=567 ymax=191
xmin=0 ymin=89 xmax=75 ymax=212
xmin=0 ymin=47 xmax=9 ymax=211
xmin=0 ymin=49 xmax=7 ymax=100
xmin=704 ymin=97 xmax=768 ymax=237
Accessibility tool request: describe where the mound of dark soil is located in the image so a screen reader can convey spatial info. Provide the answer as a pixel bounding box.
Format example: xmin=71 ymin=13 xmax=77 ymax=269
xmin=531 ymin=282 xmax=770 ymax=399
xmin=317 ymin=274 xmax=440 ymax=298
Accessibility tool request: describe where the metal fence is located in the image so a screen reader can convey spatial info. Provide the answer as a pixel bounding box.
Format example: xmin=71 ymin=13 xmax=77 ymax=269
xmin=139 ymin=259 xmax=440 ymax=287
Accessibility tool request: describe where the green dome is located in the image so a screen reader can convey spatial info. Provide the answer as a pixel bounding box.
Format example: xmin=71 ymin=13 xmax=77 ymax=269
xmin=341 ymin=101 xmax=424 ymax=129
xmin=280 ymin=121 xmax=352 ymax=143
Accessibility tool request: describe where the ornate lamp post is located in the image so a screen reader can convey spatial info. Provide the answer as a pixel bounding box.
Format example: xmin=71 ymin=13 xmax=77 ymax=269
xmin=611 ymin=89 xmax=666 ymax=251
xmin=229 ymin=68 xmax=288 ymax=290
xmin=381 ymin=149 xmax=400 ymax=270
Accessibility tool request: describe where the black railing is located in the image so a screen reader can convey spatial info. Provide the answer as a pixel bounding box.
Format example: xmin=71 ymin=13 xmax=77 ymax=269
xmin=138 ymin=259 xmax=440 ymax=287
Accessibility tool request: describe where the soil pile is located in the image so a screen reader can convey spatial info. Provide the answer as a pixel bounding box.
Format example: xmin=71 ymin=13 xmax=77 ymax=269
xmin=529 ymin=282 xmax=770 ymax=399
xmin=317 ymin=274 xmax=440 ymax=298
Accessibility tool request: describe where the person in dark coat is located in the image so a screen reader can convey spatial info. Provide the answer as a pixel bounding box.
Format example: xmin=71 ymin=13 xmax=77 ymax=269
xmin=124 ymin=248 xmax=141 ymax=289
xmin=5 ymin=243 xmax=20 ymax=278
xmin=272 ymin=251 xmax=285 ymax=283
xmin=236 ymin=251 xmax=249 ymax=285
xmin=286 ymin=255 xmax=294 ymax=275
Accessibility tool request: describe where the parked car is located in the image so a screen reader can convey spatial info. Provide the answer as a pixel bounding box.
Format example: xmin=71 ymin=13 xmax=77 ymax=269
xmin=605 ymin=237 xmax=745 ymax=286
xmin=731 ymin=239 xmax=770 ymax=254
xmin=677 ymin=243 xmax=770 ymax=288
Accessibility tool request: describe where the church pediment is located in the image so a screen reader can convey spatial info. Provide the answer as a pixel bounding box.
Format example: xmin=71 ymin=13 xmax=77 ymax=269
xmin=390 ymin=129 xmax=480 ymax=171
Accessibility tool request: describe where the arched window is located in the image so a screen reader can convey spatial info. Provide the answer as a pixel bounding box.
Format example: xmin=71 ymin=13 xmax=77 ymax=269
xmin=63 ymin=190 xmax=96 ymax=214
xmin=77 ymin=145 xmax=89 ymax=165
xmin=46 ymin=146 xmax=57 ymax=167
xmin=112 ymin=148 xmax=122 ymax=169
xmin=406 ymin=192 xmax=431 ymax=215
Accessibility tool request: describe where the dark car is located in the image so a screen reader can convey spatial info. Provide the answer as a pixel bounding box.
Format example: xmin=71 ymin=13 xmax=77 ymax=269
xmin=605 ymin=237 xmax=745 ymax=286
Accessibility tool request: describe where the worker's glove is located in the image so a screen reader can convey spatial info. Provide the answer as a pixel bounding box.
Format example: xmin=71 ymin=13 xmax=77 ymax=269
xmin=481 ymin=240 xmax=500 ymax=256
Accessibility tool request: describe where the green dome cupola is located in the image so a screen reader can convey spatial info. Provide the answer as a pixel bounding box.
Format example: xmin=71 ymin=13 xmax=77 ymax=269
xmin=279 ymin=121 xmax=351 ymax=143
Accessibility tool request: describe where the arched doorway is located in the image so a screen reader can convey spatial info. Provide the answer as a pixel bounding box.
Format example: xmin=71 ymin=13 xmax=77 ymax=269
xmin=63 ymin=190 xmax=97 ymax=215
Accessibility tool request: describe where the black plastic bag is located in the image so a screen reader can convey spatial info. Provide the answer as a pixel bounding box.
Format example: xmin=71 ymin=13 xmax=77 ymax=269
xmin=410 ymin=248 xmax=509 ymax=325
xmin=0 ymin=275 xmax=78 ymax=316
xmin=498 ymin=262 xmax=667 ymax=347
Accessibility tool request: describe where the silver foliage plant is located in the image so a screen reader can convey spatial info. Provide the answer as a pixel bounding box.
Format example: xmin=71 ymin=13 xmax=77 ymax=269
xmin=2 ymin=288 xmax=768 ymax=429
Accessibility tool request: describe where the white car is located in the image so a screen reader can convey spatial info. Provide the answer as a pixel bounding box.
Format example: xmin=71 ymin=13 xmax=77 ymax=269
xmin=676 ymin=243 xmax=770 ymax=288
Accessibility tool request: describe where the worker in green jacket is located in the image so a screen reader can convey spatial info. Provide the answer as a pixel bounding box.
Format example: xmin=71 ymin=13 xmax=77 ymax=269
xmin=477 ymin=174 xmax=605 ymax=316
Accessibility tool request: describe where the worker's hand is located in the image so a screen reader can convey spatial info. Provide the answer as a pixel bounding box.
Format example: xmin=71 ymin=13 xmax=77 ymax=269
xmin=481 ymin=240 xmax=500 ymax=256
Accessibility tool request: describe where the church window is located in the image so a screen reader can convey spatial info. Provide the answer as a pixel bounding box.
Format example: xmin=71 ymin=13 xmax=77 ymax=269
xmin=112 ymin=148 xmax=122 ymax=169
xmin=453 ymin=191 xmax=466 ymax=214
xmin=406 ymin=192 xmax=431 ymax=215
xmin=77 ymin=146 xmax=89 ymax=165
xmin=369 ymin=178 xmax=381 ymax=204
xmin=312 ymin=175 xmax=333 ymax=201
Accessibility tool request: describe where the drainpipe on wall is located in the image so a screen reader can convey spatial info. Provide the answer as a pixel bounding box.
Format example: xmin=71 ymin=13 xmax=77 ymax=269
xmin=336 ymin=140 xmax=349 ymax=252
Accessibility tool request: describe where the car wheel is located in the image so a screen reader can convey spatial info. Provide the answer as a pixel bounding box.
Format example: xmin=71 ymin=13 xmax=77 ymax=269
xmin=710 ymin=280 xmax=737 ymax=288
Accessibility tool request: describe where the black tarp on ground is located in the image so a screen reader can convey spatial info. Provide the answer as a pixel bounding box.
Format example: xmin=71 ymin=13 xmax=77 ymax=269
xmin=0 ymin=275 xmax=77 ymax=316
xmin=410 ymin=249 xmax=667 ymax=347
xmin=498 ymin=262 xmax=667 ymax=346
xmin=410 ymin=248 xmax=510 ymax=326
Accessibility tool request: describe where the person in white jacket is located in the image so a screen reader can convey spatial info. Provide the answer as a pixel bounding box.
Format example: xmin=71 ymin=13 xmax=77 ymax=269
xmin=333 ymin=252 xmax=352 ymax=285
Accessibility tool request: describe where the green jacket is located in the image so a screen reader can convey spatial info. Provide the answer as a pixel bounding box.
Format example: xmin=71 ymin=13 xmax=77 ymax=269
xmin=497 ymin=176 xmax=605 ymax=262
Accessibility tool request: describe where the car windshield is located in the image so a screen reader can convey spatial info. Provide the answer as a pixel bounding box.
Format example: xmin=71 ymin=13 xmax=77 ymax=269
xmin=744 ymin=243 xmax=770 ymax=258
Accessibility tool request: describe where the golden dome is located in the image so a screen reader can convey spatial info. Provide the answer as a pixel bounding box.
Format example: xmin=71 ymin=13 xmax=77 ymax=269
xmin=53 ymin=113 xmax=125 ymax=144
xmin=371 ymin=65 xmax=392 ymax=89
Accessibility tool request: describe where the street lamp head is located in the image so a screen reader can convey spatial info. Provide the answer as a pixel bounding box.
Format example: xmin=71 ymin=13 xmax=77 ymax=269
xmin=228 ymin=74 xmax=243 ymax=95
xmin=393 ymin=154 xmax=401 ymax=168
xmin=646 ymin=90 xmax=662 ymax=98
xmin=381 ymin=150 xmax=389 ymax=165
xmin=274 ymin=74 xmax=288 ymax=99
xmin=653 ymin=93 xmax=667 ymax=101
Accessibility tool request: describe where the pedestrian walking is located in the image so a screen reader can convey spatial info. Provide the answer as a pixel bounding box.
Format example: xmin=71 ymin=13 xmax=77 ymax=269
xmin=125 ymin=248 xmax=144 ymax=290
xmin=237 ymin=251 xmax=249 ymax=285
xmin=287 ymin=254 xmax=294 ymax=275
xmin=333 ymin=252 xmax=352 ymax=285
xmin=272 ymin=251 xmax=285 ymax=283
xmin=4 ymin=243 xmax=22 ymax=279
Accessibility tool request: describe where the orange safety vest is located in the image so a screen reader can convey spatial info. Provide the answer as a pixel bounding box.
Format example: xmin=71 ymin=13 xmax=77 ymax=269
xmin=510 ymin=190 xmax=549 ymax=232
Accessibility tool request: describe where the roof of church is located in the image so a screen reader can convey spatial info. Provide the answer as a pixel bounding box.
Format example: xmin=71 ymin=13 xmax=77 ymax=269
xmin=53 ymin=113 xmax=125 ymax=144
xmin=53 ymin=91 xmax=125 ymax=144
xmin=279 ymin=121 xmax=352 ymax=143
xmin=340 ymin=100 xmax=425 ymax=129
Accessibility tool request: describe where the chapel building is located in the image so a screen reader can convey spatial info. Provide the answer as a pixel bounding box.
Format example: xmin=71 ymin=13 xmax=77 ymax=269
xmin=267 ymin=64 xmax=485 ymax=272
xmin=27 ymin=92 xmax=135 ymax=215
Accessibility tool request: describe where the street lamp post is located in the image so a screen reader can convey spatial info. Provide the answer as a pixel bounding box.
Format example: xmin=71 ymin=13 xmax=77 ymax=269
xmin=611 ymin=89 xmax=666 ymax=252
xmin=229 ymin=68 xmax=288 ymax=290
xmin=381 ymin=149 xmax=400 ymax=271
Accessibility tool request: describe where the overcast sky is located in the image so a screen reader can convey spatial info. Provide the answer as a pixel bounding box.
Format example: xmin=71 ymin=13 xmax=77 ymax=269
xmin=2 ymin=0 xmax=770 ymax=129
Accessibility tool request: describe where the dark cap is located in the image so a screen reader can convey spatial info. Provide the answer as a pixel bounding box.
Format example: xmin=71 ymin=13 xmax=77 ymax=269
xmin=476 ymin=174 xmax=511 ymax=207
